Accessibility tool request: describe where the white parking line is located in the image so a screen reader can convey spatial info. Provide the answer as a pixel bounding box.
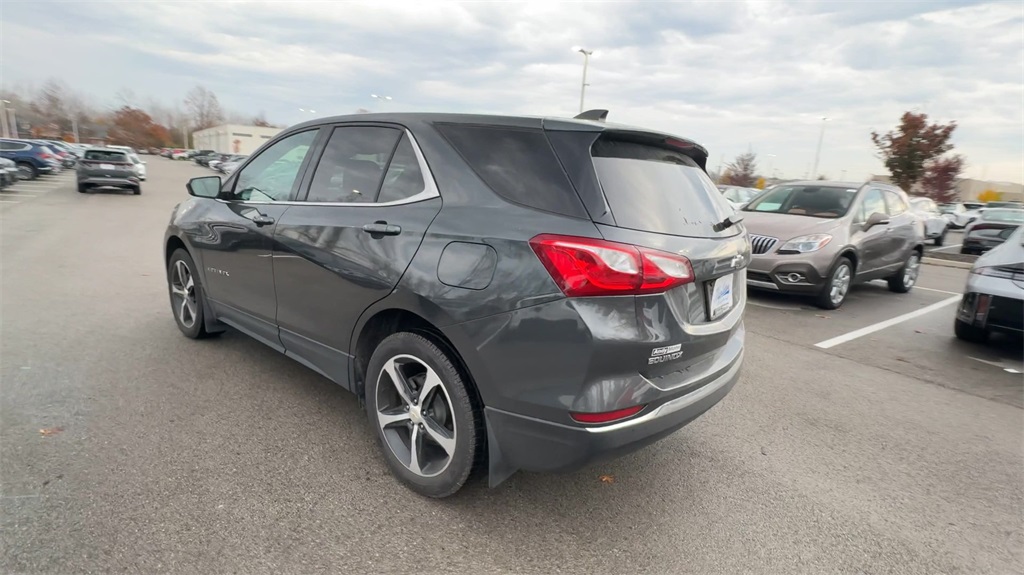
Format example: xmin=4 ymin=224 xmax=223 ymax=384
xmin=913 ymin=285 xmax=962 ymax=296
xmin=813 ymin=295 xmax=961 ymax=349
xmin=929 ymin=244 xmax=963 ymax=252
xmin=0 ymin=199 xmax=21 ymax=203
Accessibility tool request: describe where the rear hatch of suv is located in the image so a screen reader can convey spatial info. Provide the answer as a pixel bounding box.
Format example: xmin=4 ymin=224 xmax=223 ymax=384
xmin=80 ymin=149 xmax=135 ymax=180
xmin=435 ymin=118 xmax=747 ymax=399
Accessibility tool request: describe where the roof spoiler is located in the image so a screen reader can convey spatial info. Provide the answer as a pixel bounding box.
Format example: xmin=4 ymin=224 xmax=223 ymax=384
xmin=574 ymin=109 xmax=609 ymax=122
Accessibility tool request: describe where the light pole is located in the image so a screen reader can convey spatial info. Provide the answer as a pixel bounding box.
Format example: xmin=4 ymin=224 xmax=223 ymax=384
xmin=572 ymin=46 xmax=593 ymax=113
xmin=810 ymin=116 xmax=830 ymax=180
xmin=298 ymin=108 xmax=317 ymax=115
xmin=0 ymin=100 xmax=10 ymax=138
xmin=766 ymin=153 xmax=777 ymax=181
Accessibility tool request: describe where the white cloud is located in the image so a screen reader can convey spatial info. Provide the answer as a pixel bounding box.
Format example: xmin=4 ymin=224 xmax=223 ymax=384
xmin=1 ymin=0 xmax=1021 ymax=182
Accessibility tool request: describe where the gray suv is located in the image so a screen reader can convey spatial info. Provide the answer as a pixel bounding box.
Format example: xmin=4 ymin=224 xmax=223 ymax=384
xmin=741 ymin=181 xmax=925 ymax=309
xmin=163 ymin=112 xmax=748 ymax=497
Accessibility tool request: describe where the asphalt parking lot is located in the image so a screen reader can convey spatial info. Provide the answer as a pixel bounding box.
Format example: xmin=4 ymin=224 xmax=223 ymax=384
xmin=2 ymin=159 xmax=1022 ymax=574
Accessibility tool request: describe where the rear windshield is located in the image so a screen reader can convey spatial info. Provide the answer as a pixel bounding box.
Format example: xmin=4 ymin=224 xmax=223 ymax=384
xmin=981 ymin=209 xmax=1024 ymax=223
xmin=744 ymin=185 xmax=857 ymax=218
xmin=84 ymin=150 xmax=128 ymax=162
xmin=591 ymin=139 xmax=734 ymax=237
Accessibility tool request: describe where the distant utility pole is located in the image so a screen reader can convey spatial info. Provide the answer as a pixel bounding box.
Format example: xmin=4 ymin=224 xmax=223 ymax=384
xmin=72 ymin=118 xmax=80 ymax=143
xmin=572 ymin=47 xmax=593 ymax=113
xmin=810 ymin=117 xmax=830 ymax=179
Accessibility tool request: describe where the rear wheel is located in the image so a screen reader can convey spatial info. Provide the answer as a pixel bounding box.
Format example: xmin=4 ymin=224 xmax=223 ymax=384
xmin=16 ymin=162 xmax=36 ymax=180
xmin=954 ymin=319 xmax=988 ymax=343
xmin=77 ymin=183 xmax=89 ymax=193
xmin=365 ymin=332 xmax=482 ymax=498
xmin=888 ymin=251 xmax=921 ymax=293
xmin=132 ymin=186 xmax=142 ymax=195
xmin=934 ymin=228 xmax=946 ymax=246
xmin=815 ymin=257 xmax=853 ymax=310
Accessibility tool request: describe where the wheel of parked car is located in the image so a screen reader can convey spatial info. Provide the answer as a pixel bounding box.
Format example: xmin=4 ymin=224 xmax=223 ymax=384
xmin=887 ymin=251 xmax=921 ymax=293
xmin=934 ymin=227 xmax=947 ymax=246
xmin=77 ymin=184 xmax=88 ymax=194
xmin=365 ymin=332 xmax=482 ymax=498
xmin=167 ymin=249 xmax=215 ymax=339
xmin=954 ymin=319 xmax=988 ymax=343
xmin=815 ymin=256 xmax=854 ymax=310
xmin=16 ymin=162 xmax=36 ymax=180
xmin=132 ymin=186 xmax=142 ymax=195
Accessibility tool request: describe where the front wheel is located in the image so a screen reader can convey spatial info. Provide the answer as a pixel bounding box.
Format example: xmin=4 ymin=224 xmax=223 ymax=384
xmin=132 ymin=186 xmax=142 ymax=195
xmin=934 ymin=228 xmax=946 ymax=246
xmin=167 ymin=249 xmax=214 ymax=339
xmin=815 ymin=257 xmax=854 ymax=310
xmin=888 ymin=251 xmax=921 ymax=293
xmin=77 ymin=183 xmax=89 ymax=193
xmin=366 ymin=332 xmax=482 ymax=498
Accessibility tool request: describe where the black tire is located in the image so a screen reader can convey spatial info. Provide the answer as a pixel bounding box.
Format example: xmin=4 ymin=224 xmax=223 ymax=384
xmin=934 ymin=228 xmax=946 ymax=246
xmin=16 ymin=162 xmax=37 ymax=181
xmin=815 ymin=256 xmax=854 ymax=310
xmin=888 ymin=251 xmax=921 ymax=293
xmin=167 ymin=249 xmax=214 ymax=339
xmin=365 ymin=332 xmax=482 ymax=498
xmin=132 ymin=186 xmax=141 ymax=195
xmin=960 ymin=247 xmax=973 ymax=255
xmin=77 ymin=183 xmax=89 ymax=193
xmin=954 ymin=319 xmax=988 ymax=343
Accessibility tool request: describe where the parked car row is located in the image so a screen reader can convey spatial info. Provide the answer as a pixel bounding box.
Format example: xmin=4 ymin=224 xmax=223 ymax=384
xmin=0 ymin=138 xmax=67 ymax=180
xmin=0 ymin=157 xmax=19 ymax=188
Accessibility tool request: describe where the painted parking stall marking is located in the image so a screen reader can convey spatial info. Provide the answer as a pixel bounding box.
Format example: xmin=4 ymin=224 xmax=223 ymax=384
xmin=813 ymin=295 xmax=962 ymax=349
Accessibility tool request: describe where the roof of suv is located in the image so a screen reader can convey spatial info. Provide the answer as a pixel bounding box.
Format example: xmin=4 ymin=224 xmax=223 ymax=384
xmin=286 ymin=112 xmax=709 ymax=158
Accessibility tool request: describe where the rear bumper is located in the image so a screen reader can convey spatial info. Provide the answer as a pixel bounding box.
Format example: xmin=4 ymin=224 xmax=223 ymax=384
xmin=78 ymin=176 xmax=139 ymax=187
xmin=962 ymin=237 xmax=1006 ymax=253
xmin=485 ymin=348 xmax=741 ymax=476
xmin=958 ymin=275 xmax=1024 ymax=334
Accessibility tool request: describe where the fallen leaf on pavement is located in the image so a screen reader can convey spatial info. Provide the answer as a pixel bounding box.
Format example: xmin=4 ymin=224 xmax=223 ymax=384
xmin=815 ymin=314 xmax=830 ymax=319
xmin=39 ymin=427 xmax=63 ymax=437
xmin=599 ymin=474 xmax=615 ymax=484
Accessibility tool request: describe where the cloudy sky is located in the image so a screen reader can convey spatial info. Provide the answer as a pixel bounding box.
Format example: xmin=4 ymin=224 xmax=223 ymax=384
xmin=2 ymin=0 xmax=1022 ymax=182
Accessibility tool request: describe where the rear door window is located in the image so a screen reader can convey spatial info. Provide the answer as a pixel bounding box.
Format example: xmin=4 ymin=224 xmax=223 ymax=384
xmin=306 ymin=127 xmax=401 ymax=203
xmin=591 ymin=139 xmax=734 ymax=237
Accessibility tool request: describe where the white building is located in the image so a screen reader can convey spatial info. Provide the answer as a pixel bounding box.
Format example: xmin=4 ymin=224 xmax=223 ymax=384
xmin=190 ymin=124 xmax=283 ymax=155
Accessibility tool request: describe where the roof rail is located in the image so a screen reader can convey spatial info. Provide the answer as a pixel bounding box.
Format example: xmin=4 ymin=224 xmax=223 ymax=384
xmin=574 ymin=109 xmax=609 ymax=122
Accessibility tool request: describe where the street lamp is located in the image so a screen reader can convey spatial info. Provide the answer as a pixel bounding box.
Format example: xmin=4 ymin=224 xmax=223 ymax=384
xmin=298 ymin=108 xmax=317 ymax=114
xmin=370 ymin=94 xmax=392 ymax=103
xmin=766 ymin=153 xmax=777 ymax=180
xmin=571 ymin=46 xmax=594 ymax=113
xmin=810 ymin=116 xmax=830 ymax=180
xmin=0 ymin=100 xmax=10 ymax=138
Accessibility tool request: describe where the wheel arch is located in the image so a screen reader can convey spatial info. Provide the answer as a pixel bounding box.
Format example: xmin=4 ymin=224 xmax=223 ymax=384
xmin=836 ymin=247 xmax=859 ymax=274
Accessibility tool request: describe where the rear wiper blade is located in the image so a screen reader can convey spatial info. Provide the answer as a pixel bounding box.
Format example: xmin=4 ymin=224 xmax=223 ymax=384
xmin=713 ymin=214 xmax=744 ymax=232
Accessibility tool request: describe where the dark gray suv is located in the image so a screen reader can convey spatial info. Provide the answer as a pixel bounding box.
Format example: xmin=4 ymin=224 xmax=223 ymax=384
xmin=164 ymin=112 xmax=748 ymax=497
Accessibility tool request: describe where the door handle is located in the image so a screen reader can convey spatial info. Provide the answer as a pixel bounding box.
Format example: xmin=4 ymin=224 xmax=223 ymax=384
xmin=252 ymin=214 xmax=275 ymax=227
xmin=362 ymin=222 xmax=402 ymax=236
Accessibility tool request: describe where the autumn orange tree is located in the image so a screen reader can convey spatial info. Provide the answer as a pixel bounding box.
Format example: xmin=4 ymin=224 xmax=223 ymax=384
xmin=108 ymin=106 xmax=172 ymax=149
xmin=721 ymin=152 xmax=758 ymax=187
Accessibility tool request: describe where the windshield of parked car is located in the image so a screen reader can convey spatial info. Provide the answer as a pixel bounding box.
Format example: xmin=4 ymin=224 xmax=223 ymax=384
xmin=743 ymin=184 xmax=857 ymax=218
xmin=84 ymin=150 xmax=128 ymax=162
xmin=939 ymin=204 xmax=961 ymax=214
xmin=980 ymin=208 xmax=1024 ymax=223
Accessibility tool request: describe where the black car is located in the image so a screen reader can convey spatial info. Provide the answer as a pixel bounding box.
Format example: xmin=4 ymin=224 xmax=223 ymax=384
xmin=164 ymin=112 xmax=747 ymax=497
xmin=961 ymin=208 xmax=1024 ymax=254
xmin=192 ymin=150 xmax=219 ymax=166
xmin=77 ymin=148 xmax=141 ymax=194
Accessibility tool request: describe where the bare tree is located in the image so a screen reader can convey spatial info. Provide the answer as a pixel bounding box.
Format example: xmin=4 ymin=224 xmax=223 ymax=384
xmin=183 ymin=85 xmax=224 ymax=130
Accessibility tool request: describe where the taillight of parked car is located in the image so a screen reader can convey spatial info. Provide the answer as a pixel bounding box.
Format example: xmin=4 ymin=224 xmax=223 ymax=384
xmin=570 ymin=405 xmax=646 ymax=424
xmin=529 ymin=234 xmax=694 ymax=297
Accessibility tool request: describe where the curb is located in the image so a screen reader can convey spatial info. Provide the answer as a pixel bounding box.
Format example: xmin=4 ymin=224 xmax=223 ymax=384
xmin=922 ymin=257 xmax=973 ymax=269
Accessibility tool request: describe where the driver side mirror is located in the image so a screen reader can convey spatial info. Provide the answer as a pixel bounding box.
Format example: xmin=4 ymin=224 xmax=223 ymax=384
xmin=187 ymin=176 xmax=221 ymax=198
xmin=863 ymin=212 xmax=890 ymax=230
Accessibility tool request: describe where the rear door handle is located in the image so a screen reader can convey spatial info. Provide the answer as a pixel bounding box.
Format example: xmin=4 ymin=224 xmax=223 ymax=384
xmin=362 ymin=222 xmax=402 ymax=236
xmin=252 ymin=214 xmax=275 ymax=227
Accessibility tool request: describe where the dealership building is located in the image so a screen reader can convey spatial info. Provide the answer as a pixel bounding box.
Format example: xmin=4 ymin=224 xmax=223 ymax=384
xmin=190 ymin=124 xmax=282 ymax=154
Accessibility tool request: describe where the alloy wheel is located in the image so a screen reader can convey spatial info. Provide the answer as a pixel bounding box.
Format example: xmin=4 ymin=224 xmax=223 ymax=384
xmin=903 ymin=254 xmax=920 ymax=288
xmin=169 ymin=260 xmax=198 ymax=328
xmin=830 ymin=264 xmax=851 ymax=306
xmin=376 ymin=354 xmax=457 ymax=478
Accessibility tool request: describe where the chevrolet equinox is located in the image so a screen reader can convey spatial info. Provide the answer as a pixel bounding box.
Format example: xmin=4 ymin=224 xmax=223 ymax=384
xmin=164 ymin=112 xmax=748 ymax=497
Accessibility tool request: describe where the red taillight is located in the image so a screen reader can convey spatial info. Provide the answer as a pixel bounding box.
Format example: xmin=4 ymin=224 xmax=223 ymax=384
xmin=570 ymin=405 xmax=645 ymax=424
xmin=39 ymin=152 xmax=51 ymax=159
xmin=529 ymin=234 xmax=693 ymax=297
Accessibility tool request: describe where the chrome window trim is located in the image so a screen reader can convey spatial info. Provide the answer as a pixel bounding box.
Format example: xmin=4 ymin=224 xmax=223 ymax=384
xmin=216 ymin=127 xmax=439 ymax=208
